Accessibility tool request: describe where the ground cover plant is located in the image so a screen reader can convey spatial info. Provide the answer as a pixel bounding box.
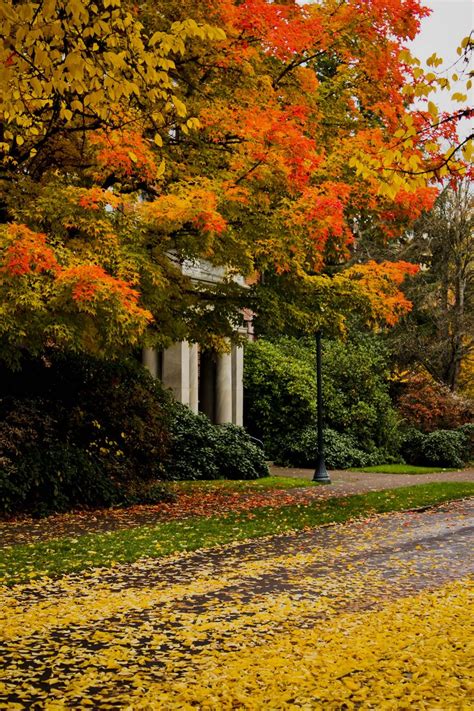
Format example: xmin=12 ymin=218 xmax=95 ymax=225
xmin=1 ymin=483 xmax=473 ymax=585
xmin=350 ymin=464 xmax=459 ymax=474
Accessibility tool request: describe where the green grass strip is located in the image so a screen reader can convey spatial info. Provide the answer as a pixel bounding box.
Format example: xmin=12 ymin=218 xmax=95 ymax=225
xmin=349 ymin=464 xmax=460 ymax=474
xmin=1 ymin=482 xmax=472 ymax=586
xmin=170 ymin=476 xmax=319 ymax=493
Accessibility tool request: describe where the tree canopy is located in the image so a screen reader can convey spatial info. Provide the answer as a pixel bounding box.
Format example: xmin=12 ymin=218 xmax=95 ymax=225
xmin=0 ymin=0 xmax=471 ymax=363
xmin=385 ymin=180 xmax=473 ymax=393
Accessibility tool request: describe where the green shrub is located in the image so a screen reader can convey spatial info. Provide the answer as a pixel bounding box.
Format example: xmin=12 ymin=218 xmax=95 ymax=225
xmin=214 ymin=424 xmax=268 ymax=480
xmin=274 ymin=427 xmax=385 ymax=469
xmin=13 ymin=444 xmax=117 ymax=516
xmin=0 ymin=352 xmax=171 ymax=483
xmin=166 ymin=404 xmax=268 ymax=481
xmin=0 ymin=400 xmax=118 ymax=515
xmin=402 ymin=427 xmax=469 ymax=468
xmin=243 ymin=338 xmax=315 ymax=447
xmin=244 ymin=336 xmax=400 ymax=459
xmin=400 ymin=429 xmax=426 ymax=466
xmin=421 ymin=430 xmax=467 ymax=468
xmin=165 ymin=405 xmax=221 ymax=480
xmin=457 ymin=423 xmax=474 ymax=461
xmin=0 ymin=353 xmax=173 ymax=515
xmin=0 ymin=351 xmax=268 ymax=515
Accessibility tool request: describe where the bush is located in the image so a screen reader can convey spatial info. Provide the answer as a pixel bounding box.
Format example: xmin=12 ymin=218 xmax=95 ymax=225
xmin=244 ymin=336 xmax=400 ymax=460
xmin=0 ymin=399 xmax=119 ymax=515
xmin=401 ymin=427 xmax=469 ymax=468
xmin=214 ymin=424 xmax=268 ymax=480
xmin=0 ymin=353 xmax=268 ymax=514
xmin=0 ymin=352 xmax=171 ymax=483
xmin=13 ymin=444 xmax=117 ymax=516
xmin=274 ymin=427 xmax=385 ymax=470
xmin=400 ymin=429 xmax=426 ymax=466
xmin=0 ymin=353 xmax=174 ymax=515
xmin=457 ymin=423 xmax=474 ymax=461
xmin=165 ymin=404 xmax=268 ymax=481
xmin=394 ymin=368 xmax=473 ymax=432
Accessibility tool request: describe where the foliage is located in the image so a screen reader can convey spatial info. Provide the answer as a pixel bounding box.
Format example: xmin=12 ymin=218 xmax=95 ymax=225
xmin=385 ymin=181 xmax=474 ymax=393
xmin=9 ymin=444 xmax=117 ymax=517
xmin=244 ymin=336 xmax=400 ymax=461
xmin=274 ymin=428 xmax=384 ymax=470
xmin=166 ymin=403 xmax=268 ymax=481
xmin=0 ymin=351 xmax=268 ymax=513
xmin=2 ymin=353 xmax=170 ymax=463
xmin=401 ymin=427 xmax=470 ymax=468
xmin=253 ymin=261 xmax=422 ymax=339
xmin=393 ymin=367 xmax=473 ymax=432
xmin=457 ymin=422 xmax=474 ymax=461
xmin=1 ymin=1 xmax=471 ymax=361
xmin=0 ymin=354 xmax=173 ymax=514
xmin=243 ymin=338 xmax=315 ymax=447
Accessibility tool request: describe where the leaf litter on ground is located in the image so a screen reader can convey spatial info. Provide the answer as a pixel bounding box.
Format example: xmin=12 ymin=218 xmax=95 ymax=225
xmin=1 ymin=498 xmax=473 ymax=709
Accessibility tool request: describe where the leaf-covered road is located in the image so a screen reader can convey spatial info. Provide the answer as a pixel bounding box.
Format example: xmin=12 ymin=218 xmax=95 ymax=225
xmin=1 ymin=499 xmax=473 ymax=709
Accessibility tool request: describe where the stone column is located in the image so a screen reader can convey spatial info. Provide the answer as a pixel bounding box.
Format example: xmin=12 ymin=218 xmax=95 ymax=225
xmin=232 ymin=345 xmax=244 ymax=426
xmin=142 ymin=347 xmax=158 ymax=379
xmin=215 ymin=348 xmax=232 ymax=424
xmin=189 ymin=343 xmax=199 ymax=414
xmin=162 ymin=341 xmax=190 ymax=405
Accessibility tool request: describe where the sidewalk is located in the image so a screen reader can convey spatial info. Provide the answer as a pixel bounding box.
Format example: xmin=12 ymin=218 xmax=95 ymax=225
xmin=270 ymin=465 xmax=474 ymax=494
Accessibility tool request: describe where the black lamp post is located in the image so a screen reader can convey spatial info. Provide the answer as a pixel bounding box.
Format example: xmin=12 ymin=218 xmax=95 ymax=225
xmin=313 ymin=330 xmax=331 ymax=483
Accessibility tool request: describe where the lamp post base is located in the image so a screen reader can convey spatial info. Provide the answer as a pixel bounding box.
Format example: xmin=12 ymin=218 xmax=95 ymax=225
xmin=313 ymin=455 xmax=331 ymax=483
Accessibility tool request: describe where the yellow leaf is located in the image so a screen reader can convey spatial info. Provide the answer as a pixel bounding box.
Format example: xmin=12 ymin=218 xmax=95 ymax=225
xmin=156 ymin=159 xmax=165 ymax=178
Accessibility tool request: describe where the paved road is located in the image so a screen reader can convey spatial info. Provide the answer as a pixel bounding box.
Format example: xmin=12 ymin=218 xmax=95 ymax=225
xmin=1 ymin=499 xmax=473 ymax=708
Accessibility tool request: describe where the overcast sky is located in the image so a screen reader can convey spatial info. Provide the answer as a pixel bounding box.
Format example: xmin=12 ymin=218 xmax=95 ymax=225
xmin=409 ymin=0 xmax=473 ymax=120
xmin=410 ymin=0 xmax=472 ymax=64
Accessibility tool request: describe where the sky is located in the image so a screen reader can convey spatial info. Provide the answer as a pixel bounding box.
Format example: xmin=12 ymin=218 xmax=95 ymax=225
xmin=409 ymin=0 xmax=473 ymax=121
xmin=410 ymin=0 xmax=472 ymax=65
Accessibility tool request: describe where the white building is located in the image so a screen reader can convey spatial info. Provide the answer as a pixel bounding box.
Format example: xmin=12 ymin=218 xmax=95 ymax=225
xmin=142 ymin=260 xmax=252 ymax=425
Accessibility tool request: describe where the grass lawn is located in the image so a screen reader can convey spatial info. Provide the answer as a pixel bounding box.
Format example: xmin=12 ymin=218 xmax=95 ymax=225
xmin=170 ymin=476 xmax=319 ymax=493
xmin=1 ymin=482 xmax=473 ymax=586
xmin=349 ymin=464 xmax=460 ymax=475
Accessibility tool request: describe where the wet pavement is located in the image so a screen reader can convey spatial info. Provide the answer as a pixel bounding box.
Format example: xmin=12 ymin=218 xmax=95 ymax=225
xmin=1 ymin=499 xmax=472 ymax=708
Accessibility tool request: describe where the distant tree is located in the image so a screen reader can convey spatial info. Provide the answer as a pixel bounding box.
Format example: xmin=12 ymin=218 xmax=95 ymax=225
xmin=387 ymin=180 xmax=473 ymax=392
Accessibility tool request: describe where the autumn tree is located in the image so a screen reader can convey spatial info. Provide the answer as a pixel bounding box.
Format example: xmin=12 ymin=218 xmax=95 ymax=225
xmin=385 ymin=180 xmax=473 ymax=393
xmin=1 ymin=0 xmax=471 ymax=364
